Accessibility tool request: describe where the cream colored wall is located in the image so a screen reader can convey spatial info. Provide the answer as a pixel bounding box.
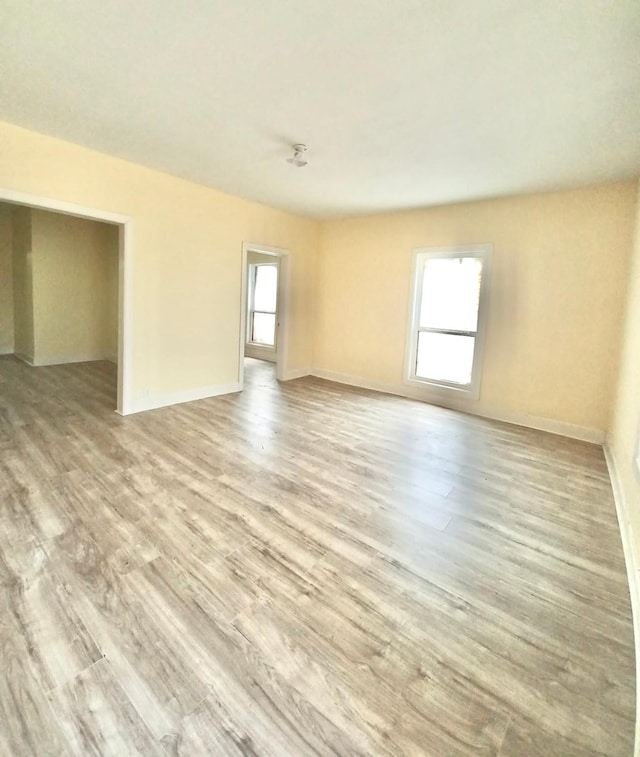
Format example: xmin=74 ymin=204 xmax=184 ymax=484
xmin=245 ymin=250 xmax=278 ymax=363
xmin=314 ymin=183 xmax=637 ymax=435
xmin=1 ymin=119 xmax=631 ymax=432
xmin=30 ymin=209 xmax=118 ymax=365
xmin=0 ymin=204 xmax=14 ymax=353
xmin=11 ymin=206 xmax=34 ymax=362
xmin=609 ymin=181 xmax=640 ymax=558
xmin=0 ymin=121 xmax=318 ymax=407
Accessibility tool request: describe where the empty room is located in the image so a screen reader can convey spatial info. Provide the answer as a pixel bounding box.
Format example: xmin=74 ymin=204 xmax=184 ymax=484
xmin=0 ymin=2 xmax=639 ymax=755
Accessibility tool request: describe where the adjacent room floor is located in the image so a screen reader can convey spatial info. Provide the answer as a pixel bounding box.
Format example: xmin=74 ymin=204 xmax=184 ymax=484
xmin=0 ymin=355 xmax=634 ymax=755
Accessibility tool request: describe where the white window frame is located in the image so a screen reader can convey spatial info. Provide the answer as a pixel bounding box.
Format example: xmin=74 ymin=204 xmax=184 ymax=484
xmin=247 ymin=262 xmax=278 ymax=351
xmin=404 ymin=245 xmax=492 ymax=400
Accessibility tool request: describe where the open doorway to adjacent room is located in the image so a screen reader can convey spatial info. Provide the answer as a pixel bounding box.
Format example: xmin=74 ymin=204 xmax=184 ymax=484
xmin=0 ymin=190 xmax=131 ymax=414
xmin=239 ymin=242 xmax=289 ymax=390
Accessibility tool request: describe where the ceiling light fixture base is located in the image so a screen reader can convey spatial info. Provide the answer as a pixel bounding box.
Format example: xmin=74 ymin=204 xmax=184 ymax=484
xmin=287 ymin=144 xmax=309 ymax=167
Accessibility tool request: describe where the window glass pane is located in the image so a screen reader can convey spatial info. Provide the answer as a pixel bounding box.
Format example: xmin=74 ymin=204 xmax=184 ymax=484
xmin=252 ymin=312 xmax=276 ymax=346
xmin=254 ymin=265 xmax=278 ymax=313
xmin=416 ymin=332 xmax=475 ymax=385
xmin=420 ymin=257 xmax=482 ymax=332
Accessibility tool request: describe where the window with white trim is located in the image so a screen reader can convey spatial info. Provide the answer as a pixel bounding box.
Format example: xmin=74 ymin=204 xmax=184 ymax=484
xmin=406 ymin=247 xmax=491 ymax=398
xmin=247 ymin=263 xmax=278 ymax=348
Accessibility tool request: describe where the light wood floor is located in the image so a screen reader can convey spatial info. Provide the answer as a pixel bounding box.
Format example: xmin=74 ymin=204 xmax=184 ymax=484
xmin=0 ymin=355 xmax=634 ymax=756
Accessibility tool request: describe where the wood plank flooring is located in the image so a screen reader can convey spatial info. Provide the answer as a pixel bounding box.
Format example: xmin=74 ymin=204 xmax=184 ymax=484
xmin=0 ymin=354 xmax=634 ymax=756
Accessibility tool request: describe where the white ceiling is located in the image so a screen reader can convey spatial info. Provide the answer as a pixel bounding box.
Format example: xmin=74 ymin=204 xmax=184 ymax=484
xmin=1 ymin=1 xmax=639 ymax=218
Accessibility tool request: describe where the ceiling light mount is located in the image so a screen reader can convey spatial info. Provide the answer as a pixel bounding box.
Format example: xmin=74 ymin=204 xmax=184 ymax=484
xmin=287 ymin=143 xmax=309 ymax=167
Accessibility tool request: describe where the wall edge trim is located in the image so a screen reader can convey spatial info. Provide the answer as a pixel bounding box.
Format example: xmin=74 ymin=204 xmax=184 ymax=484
xmin=603 ymin=441 xmax=640 ymax=757
xmin=127 ymin=381 xmax=242 ymax=415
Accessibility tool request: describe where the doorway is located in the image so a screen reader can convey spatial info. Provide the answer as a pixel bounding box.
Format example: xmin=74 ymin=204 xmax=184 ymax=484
xmin=239 ymin=242 xmax=289 ymax=389
xmin=0 ymin=188 xmax=132 ymax=414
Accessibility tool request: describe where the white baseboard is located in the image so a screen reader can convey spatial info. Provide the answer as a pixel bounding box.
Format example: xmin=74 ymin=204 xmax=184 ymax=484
xmin=310 ymin=368 xmax=604 ymax=444
xmin=14 ymin=352 xmax=35 ymax=366
xmin=128 ymin=381 xmax=242 ymax=414
xmin=281 ymin=367 xmax=311 ymax=381
xmin=604 ymin=442 xmax=640 ymax=756
xmin=31 ymin=352 xmax=113 ymax=367
xmin=0 ymin=348 xmax=14 ymax=356
xmin=441 ymin=400 xmax=606 ymax=444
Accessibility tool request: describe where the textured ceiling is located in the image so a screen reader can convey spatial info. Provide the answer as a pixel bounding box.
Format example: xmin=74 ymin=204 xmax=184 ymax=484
xmin=1 ymin=0 xmax=639 ymax=218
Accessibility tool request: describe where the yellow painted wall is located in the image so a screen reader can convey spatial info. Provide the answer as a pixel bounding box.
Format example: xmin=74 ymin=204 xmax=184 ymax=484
xmin=11 ymin=206 xmax=34 ymax=362
xmin=609 ymin=181 xmax=640 ymax=558
xmin=30 ymin=208 xmax=119 ymax=365
xmin=314 ymin=183 xmax=637 ymax=434
xmin=0 ymin=204 xmax=14 ymax=353
xmin=0 ymin=119 xmax=633 ymax=432
xmin=0 ymin=121 xmax=318 ymax=405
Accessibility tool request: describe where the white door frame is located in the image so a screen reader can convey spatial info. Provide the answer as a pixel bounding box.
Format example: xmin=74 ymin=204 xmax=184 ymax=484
xmin=0 ymin=187 xmax=133 ymax=415
xmin=239 ymin=242 xmax=289 ymax=387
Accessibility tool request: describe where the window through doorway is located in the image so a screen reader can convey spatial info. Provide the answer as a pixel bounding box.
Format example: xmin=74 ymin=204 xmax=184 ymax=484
xmin=248 ymin=263 xmax=278 ymax=348
xmin=240 ymin=242 xmax=288 ymax=388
